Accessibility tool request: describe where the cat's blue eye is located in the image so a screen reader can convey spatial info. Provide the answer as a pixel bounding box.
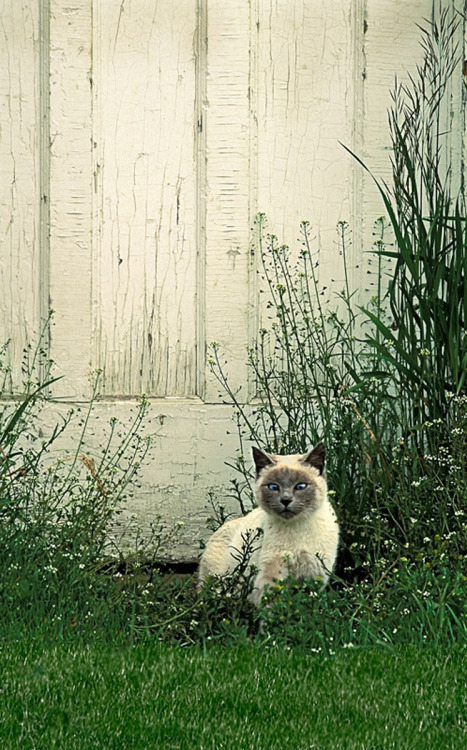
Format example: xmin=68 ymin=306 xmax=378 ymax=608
xmin=295 ymin=482 xmax=308 ymax=491
xmin=267 ymin=483 xmax=280 ymax=492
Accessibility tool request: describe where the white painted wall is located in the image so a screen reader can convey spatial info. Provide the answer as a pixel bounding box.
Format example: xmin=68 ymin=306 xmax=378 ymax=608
xmin=1 ymin=1 xmax=465 ymax=559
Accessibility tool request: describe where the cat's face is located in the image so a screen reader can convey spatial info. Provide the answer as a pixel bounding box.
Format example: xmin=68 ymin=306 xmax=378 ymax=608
xmin=252 ymin=444 xmax=326 ymax=521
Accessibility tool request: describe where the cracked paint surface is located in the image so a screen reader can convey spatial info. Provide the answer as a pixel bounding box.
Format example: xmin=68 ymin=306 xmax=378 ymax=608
xmin=0 ymin=2 xmax=41 ymax=388
xmin=94 ymin=0 xmax=198 ymax=397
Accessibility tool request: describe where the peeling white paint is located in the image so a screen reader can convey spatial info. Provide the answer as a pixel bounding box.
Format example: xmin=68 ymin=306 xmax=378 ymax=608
xmin=0 ymin=2 xmax=41 ymax=387
xmin=93 ymin=0 xmax=199 ymax=398
xmin=49 ymin=0 xmax=93 ymax=398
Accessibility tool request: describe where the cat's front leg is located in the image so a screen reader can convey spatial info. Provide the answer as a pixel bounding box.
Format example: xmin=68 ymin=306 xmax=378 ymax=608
xmin=251 ymin=560 xmax=283 ymax=607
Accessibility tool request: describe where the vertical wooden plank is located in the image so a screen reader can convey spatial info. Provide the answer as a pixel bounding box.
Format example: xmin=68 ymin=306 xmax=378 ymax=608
xmin=349 ymin=0 xmax=366 ymax=285
xmin=443 ymin=0 xmax=467 ymax=199
xmin=0 ymin=1 xmax=41 ymax=388
xmin=93 ymin=0 xmax=198 ymax=397
xmin=203 ymin=0 xmax=254 ymax=401
xmin=255 ymin=0 xmax=355 ymax=287
xmin=195 ymin=0 xmax=208 ymax=400
xmin=38 ymin=0 xmax=50 ymax=360
xmin=359 ymin=0 xmax=433 ymax=233
xmin=355 ymin=0 xmax=465 ymax=300
xmin=48 ymin=0 xmax=93 ymax=398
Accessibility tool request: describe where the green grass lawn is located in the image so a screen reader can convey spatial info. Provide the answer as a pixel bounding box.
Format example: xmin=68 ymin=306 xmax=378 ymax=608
xmin=1 ymin=641 xmax=465 ymax=750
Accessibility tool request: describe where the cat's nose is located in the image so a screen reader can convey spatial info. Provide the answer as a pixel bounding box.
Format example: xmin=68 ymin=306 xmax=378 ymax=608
xmin=281 ymin=497 xmax=292 ymax=507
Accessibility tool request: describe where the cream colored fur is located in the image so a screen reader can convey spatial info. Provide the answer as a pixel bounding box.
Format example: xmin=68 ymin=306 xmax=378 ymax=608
xmin=198 ymin=444 xmax=339 ymax=606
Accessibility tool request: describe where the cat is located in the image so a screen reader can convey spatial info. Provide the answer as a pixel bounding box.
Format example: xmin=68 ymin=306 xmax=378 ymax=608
xmin=198 ymin=443 xmax=339 ymax=606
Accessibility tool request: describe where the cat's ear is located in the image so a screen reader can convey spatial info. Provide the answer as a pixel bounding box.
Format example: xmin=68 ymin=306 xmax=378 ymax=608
xmin=302 ymin=442 xmax=325 ymax=475
xmin=252 ymin=446 xmax=274 ymax=477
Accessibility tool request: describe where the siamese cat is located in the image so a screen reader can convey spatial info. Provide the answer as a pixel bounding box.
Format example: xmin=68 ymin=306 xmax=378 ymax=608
xmin=198 ymin=443 xmax=339 ymax=606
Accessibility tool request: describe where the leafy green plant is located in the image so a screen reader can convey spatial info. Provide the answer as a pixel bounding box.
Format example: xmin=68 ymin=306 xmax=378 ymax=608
xmin=78 ymin=539 xmax=466 ymax=651
xmin=257 ymin=546 xmax=466 ymax=652
xmin=207 ymin=10 xmax=467 ymax=583
xmin=0 ymin=331 xmax=152 ymax=639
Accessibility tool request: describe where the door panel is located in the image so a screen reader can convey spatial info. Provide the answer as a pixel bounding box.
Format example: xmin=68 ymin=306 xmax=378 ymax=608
xmin=256 ymin=0 xmax=354 ymax=268
xmin=0 ymin=2 xmax=41 ymax=388
xmin=93 ymin=0 xmax=199 ymax=397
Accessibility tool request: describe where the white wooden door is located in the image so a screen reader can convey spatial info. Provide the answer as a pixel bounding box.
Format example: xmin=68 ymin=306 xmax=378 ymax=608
xmin=1 ymin=0 xmax=465 ymax=558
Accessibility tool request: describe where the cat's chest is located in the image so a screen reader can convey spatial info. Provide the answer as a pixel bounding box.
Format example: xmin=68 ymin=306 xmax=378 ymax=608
xmin=259 ymin=514 xmax=316 ymax=553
